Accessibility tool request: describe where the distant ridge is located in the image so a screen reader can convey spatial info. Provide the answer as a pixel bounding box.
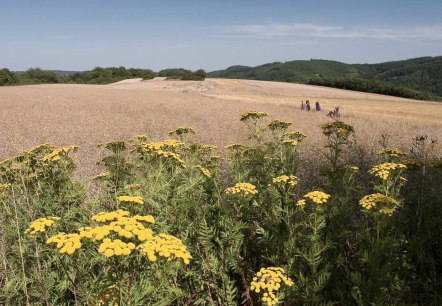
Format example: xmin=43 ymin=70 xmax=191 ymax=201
xmin=208 ymin=56 xmax=442 ymax=101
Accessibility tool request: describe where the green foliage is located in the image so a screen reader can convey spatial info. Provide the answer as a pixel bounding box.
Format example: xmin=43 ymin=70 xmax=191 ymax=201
xmin=19 ymin=68 xmax=68 ymax=84
xmin=70 ymin=66 xmax=157 ymax=84
xmin=0 ymin=68 xmax=18 ymax=86
xmin=159 ymin=68 xmax=206 ymax=80
xmin=1 ymin=111 xmax=441 ymax=305
xmin=309 ymin=77 xmax=434 ymax=100
xmin=355 ymin=56 xmax=442 ymax=97
xmin=209 ymin=57 xmax=442 ymax=100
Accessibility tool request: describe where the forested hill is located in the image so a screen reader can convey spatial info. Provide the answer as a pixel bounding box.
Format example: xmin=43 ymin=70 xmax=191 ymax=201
xmin=208 ymin=57 xmax=442 ymax=101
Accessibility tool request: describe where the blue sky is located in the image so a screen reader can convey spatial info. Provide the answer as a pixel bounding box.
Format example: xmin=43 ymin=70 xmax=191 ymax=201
xmin=1 ymin=0 xmax=442 ymax=71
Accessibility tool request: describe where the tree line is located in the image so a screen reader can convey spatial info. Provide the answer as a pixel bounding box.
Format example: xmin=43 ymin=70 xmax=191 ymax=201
xmin=0 ymin=67 xmax=206 ymax=86
xmin=308 ymin=77 xmax=436 ymax=101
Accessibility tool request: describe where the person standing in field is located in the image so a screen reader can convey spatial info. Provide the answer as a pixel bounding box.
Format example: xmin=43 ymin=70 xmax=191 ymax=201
xmin=306 ymin=100 xmax=311 ymax=111
xmin=301 ymin=100 xmax=305 ymax=110
xmin=316 ymin=102 xmax=321 ymax=112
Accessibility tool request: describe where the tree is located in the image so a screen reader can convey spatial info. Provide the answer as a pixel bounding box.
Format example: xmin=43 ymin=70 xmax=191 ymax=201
xmin=0 ymin=68 xmax=18 ymax=86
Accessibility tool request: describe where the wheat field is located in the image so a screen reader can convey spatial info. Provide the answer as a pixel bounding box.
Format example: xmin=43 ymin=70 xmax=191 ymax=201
xmin=1 ymin=78 xmax=441 ymax=178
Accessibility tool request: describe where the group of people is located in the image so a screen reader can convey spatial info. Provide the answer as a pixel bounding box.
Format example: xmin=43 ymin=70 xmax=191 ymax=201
xmin=300 ymin=100 xmax=321 ymax=112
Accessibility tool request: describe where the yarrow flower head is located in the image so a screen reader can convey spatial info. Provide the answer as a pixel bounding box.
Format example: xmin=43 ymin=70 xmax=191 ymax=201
xmin=117 ymin=195 xmax=144 ymax=205
xmin=25 ymin=216 xmax=60 ymax=235
xmin=297 ymin=191 xmax=331 ymax=206
xmin=359 ymin=193 xmax=401 ymax=216
xmin=272 ymin=175 xmax=298 ymax=188
xmin=250 ymin=267 xmax=294 ymax=306
xmin=368 ymin=163 xmax=407 ymax=180
xmin=240 ymin=110 xmax=268 ymax=122
xmin=225 ymin=182 xmax=258 ymax=196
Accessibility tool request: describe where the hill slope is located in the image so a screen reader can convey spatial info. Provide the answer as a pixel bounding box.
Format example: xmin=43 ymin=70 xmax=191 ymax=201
xmin=208 ymin=57 xmax=442 ymax=100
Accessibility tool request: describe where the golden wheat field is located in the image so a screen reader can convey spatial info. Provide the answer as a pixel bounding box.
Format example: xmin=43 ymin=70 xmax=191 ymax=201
xmin=1 ymin=77 xmax=441 ymax=178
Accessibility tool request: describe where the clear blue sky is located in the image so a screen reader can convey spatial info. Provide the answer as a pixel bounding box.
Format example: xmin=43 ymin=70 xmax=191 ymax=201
xmin=1 ymin=0 xmax=442 ymax=71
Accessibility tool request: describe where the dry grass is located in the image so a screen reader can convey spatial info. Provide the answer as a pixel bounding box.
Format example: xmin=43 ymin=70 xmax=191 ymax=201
xmin=1 ymin=78 xmax=441 ymax=178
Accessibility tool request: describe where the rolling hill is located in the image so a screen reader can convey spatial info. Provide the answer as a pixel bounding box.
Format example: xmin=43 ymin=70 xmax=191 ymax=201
xmin=208 ymin=57 xmax=442 ymax=101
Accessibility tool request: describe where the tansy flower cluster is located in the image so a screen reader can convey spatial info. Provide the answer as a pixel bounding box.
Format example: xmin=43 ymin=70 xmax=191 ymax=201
xmin=250 ymin=267 xmax=294 ymax=306
xmin=46 ymin=232 xmax=82 ymax=255
xmin=267 ymin=120 xmax=292 ymax=131
xmin=297 ymin=191 xmax=331 ymax=206
xmin=196 ymin=165 xmax=212 ymax=178
xmin=377 ymin=148 xmax=406 ymax=158
xmin=200 ymin=144 xmax=217 ymax=151
xmin=168 ymin=127 xmax=196 ymax=136
xmin=272 ymin=175 xmax=298 ymax=187
xmin=240 ymin=111 xmax=268 ymax=122
xmin=92 ymin=172 xmax=111 ymax=180
xmin=359 ymin=193 xmax=401 ymax=216
xmin=23 ymin=143 xmax=54 ymax=157
xmin=139 ymin=139 xmax=184 ymax=151
xmin=29 ymin=207 xmax=192 ymax=263
xmin=402 ymin=159 xmax=424 ymax=168
xmin=138 ymin=233 xmax=192 ymax=264
xmin=225 ymin=144 xmax=246 ymax=151
xmin=345 ymin=165 xmax=359 ymax=172
xmin=368 ymin=163 xmax=407 ymax=180
xmin=117 ymin=195 xmax=144 ymax=205
xmin=124 ymin=183 xmax=141 ymax=190
xmin=130 ymin=134 xmax=149 ymax=143
xmin=225 ymin=183 xmax=258 ymax=196
xmin=98 ymin=284 xmax=119 ymax=306
xmin=41 ymin=146 xmax=78 ymax=162
xmin=283 ymin=131 xmax=306 ymax=142
xmin=154 ymin=150 xmax=185 ymax=166
xmin=103 ymin=140 xmax=126 ymax=153
xmin=137 ymin=140 xmax=186 ymax=167
xmin=320 ymin=121 xmax=355 ymax=137
xmin=282 ymin=139 xmax=299 ymax=147
xmin=428 ymin=159 xmax=442 ymax=169
xmin=25 ymin=216 xmax=60 ymax=235
xmin=0 ymin=183 xmax=12 ymax=192
xmin=98 ymin=238 xmax=135 ymax=257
